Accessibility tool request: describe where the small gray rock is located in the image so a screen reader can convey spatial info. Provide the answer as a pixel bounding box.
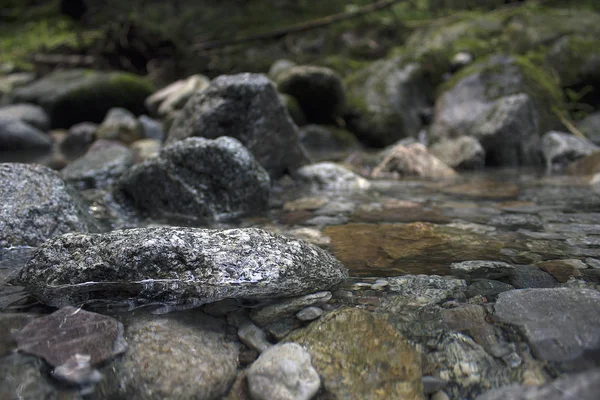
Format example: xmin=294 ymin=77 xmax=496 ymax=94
xmin=250 ymin=292 xmax=332 ymax=326
xmin=60 ymin=122 xmax=97 ymax=155
xmin=117 ymin=136 xmax=270 ymax=222
xmin=578 ymin=112 xmax=600 ymax=145
xmin=0 ymin=163 xmax=94 ymax=248
xmin=138 ymin=114 xmax=164 ymax=141
xmin=451 ymin=261 xmax=516 ymax=280
xmin=0 ymin=103 xmax=50 ymax=131
xmin=11 ymin=227 xmax=348 ymax=309
xmin=96 ymin=107 xmax=143 ymax=145
xmin=167 ymin=73 xmax=309 ymax=179
xmin=0 ymin=118 xmax=51 ymax=150
xmin=60 ymin=144 xmax=134 ymax=189
xmin=476 ymin=368 xmax=600 ymax=400
xmin=238 ymin=323 xmax=272 ymax=353
xmin=422 ymin=376 xmax=448 ymax=394
xmin=493 ymin=288 xmax=600 ymax=370
xmin=247 ymin=342 xmax=320 ymax=400
xmin=466 ymin=279 xmax=514 ymax=301
xmin=296 ymin=162 xmax=370 ymax=191
xmin=296 ymin=306 xmax=323 ymax=321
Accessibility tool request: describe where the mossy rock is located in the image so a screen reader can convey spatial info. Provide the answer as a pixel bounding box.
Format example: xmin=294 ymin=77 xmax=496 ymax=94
xmin=344 ymin=56 xmax=431 ymax=147
xmin=316 ymin=55 xmax=371 ymax=78
xmin=279 ymin=93 xmax=307 ymax=127
xmin=12 ymin=69 xmax=154 ymax=129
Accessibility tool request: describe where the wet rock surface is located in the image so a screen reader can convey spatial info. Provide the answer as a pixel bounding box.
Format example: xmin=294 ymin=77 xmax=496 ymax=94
xmin=287 ymin=308 xmax=423 ymax=400
xmin=11 ymin=227 xmax=348 ymax=308
xmin=0 ymin=163 xmax=94 ymax=248
xmin=0 ymin=117 xmax=52 ymax=150
xmin=493 ymin=288 xmax=600 ymax=371
xmin=117 ymin=136 xmax=270 ymax=222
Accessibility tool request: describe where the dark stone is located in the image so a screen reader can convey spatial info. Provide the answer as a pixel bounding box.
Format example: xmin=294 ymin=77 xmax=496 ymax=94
xmin=0 ymin=163 xmax=94 ymax=248
xmin=274 ymin=65 xmax=345 ymax=123
xmin=466 ymin=279 xmax=514 ymax=301
xmin=0 ymin=118 xmax=52 ymax=150
xmin=508 ymin=266 xmax=558 ymax=289
xmin=14 ymin=306 xmax=127 ymax=367
xmin=117 ymin=136 xmax=270 ymax=222
xmin=60 ymin=144 xmax=133 ymax=189
xmin=10 ymin=227 xmax=348 ymax=309
xmin=493 ymin=288 xmax=600 ymax=371
xmin=167 ymin=73 xmax=308 ymax=179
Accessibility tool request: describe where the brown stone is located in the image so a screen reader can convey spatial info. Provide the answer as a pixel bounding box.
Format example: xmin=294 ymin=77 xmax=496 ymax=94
xmin=535 ymin=259 xmax=585 ymax=283
xmin=442 ymin=180 xmax=520 ymax=199
xmin=324 ymin=222 xmax=505 ymax=276
xmin=568 ymin=152 xmax=600 ymax=176
xmin=442 ymin=305 xmax=499 ymax=349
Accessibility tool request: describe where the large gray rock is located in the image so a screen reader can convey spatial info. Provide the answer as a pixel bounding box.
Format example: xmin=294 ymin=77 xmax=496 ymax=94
xmin=10 ymin=227 xmax=348 ymax=309
xmin=0 ymin=163 xmax=94 ymax=248
xmin=430 ymin=55 xmax=562 ymax=166
xmin=345 ymin=57 xmax=430 ymax=147
xmin=0 ymin=118 xmax=52 ymax=150
xmin=476 ymin=368 xmax=600 ymax=400
xmin=107 ymin=312 xmax=239 ymax=400
xmin=117 ymin=136 xmax=270 ymax=222
xmin=167 ymin=73 xmax=308 ymax=179
xmin=60 ymin=144 xmax=134 ymax=189
xmin=0 ymin=103 xmax=50 ymax=131
xmin=493 ymin=288 xmax=600 ymax=370
xmin=247 ymin=343 xmax=321 ymax=400
xmin=541 ymin=131 xmax=598 ymax=172
xmin=274 ymin=65 xmax=345 ymax=123
xmin=11 ymin=69 xmax=153 ymax=129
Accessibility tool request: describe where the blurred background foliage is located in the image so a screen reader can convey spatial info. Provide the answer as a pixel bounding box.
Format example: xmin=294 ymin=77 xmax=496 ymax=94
xmin=1 ymin=0 xmax=599 ymax=83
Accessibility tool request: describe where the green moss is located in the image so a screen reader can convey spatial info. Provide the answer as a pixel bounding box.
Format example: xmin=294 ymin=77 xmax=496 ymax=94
xmin=318 ymin=55 xmax=370 ymax=78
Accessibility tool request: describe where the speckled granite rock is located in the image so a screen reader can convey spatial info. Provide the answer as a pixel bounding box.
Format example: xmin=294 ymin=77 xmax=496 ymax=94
xmin=60 ymin=144 xmax=134 ymax=189
xmin=117 ymin=137 xmax=270 ymax=222
xmin=493 ymin=288 xmax=600 ymax=371
xmin=286 ymin=308 xmax=423 ymax=400
xmin=167 ymin=73 xmax=308 ymax=179
xmin=104 ymin=312 xmax=239 ymax=400
xmin=10 ymin=227 xmax=348 ymax=309
xmin=0 ymin=163 xmax=94 ymax=248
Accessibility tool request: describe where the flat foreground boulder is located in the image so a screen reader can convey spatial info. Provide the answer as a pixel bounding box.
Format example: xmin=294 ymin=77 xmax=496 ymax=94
xmin=11 ymin=227 xmax=348 ymax=309
xmin=0 ymin=163 xmax=93 ymax=248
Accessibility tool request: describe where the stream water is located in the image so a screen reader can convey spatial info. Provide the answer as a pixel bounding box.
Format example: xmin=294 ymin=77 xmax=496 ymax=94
xmin=1 ymin=166 xmax=599 ymax=399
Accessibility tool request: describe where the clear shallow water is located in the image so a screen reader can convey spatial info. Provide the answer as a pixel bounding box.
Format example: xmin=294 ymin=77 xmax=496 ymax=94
xmin=1 ymin=167 xmax=599 ymax=399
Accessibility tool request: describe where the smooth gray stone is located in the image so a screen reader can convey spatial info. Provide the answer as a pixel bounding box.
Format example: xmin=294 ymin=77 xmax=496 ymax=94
xmin=247 ymin=343 xmax=320 ymax=400
xmin=250 ymin=291 xmax=332 ymax=326
xmin=296 ymin=162 xmax=370 ymax=191
xmin=476 ymin=368 xmax=600 ymax=400
xmin=238 ymin=323 xmax=272 ymax=353
xmin=296 ymin=306 xmax=323 ymax=321
xmin=0 ymin=117 xmax=51 ymax=150
xmin=10 ymin=227 xmax=348 ymax=309
xmin=494 ymin=288 xmax=600 ymax=370
xmin=541 ymin=131 xmax=598 ymax=172
xmin=0 ymin=103 xmax=50 ymax=131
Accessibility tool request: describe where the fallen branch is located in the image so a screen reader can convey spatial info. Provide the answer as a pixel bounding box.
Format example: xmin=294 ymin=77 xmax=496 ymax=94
xmin=192 ymin=0 xmax=405 ymax=51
